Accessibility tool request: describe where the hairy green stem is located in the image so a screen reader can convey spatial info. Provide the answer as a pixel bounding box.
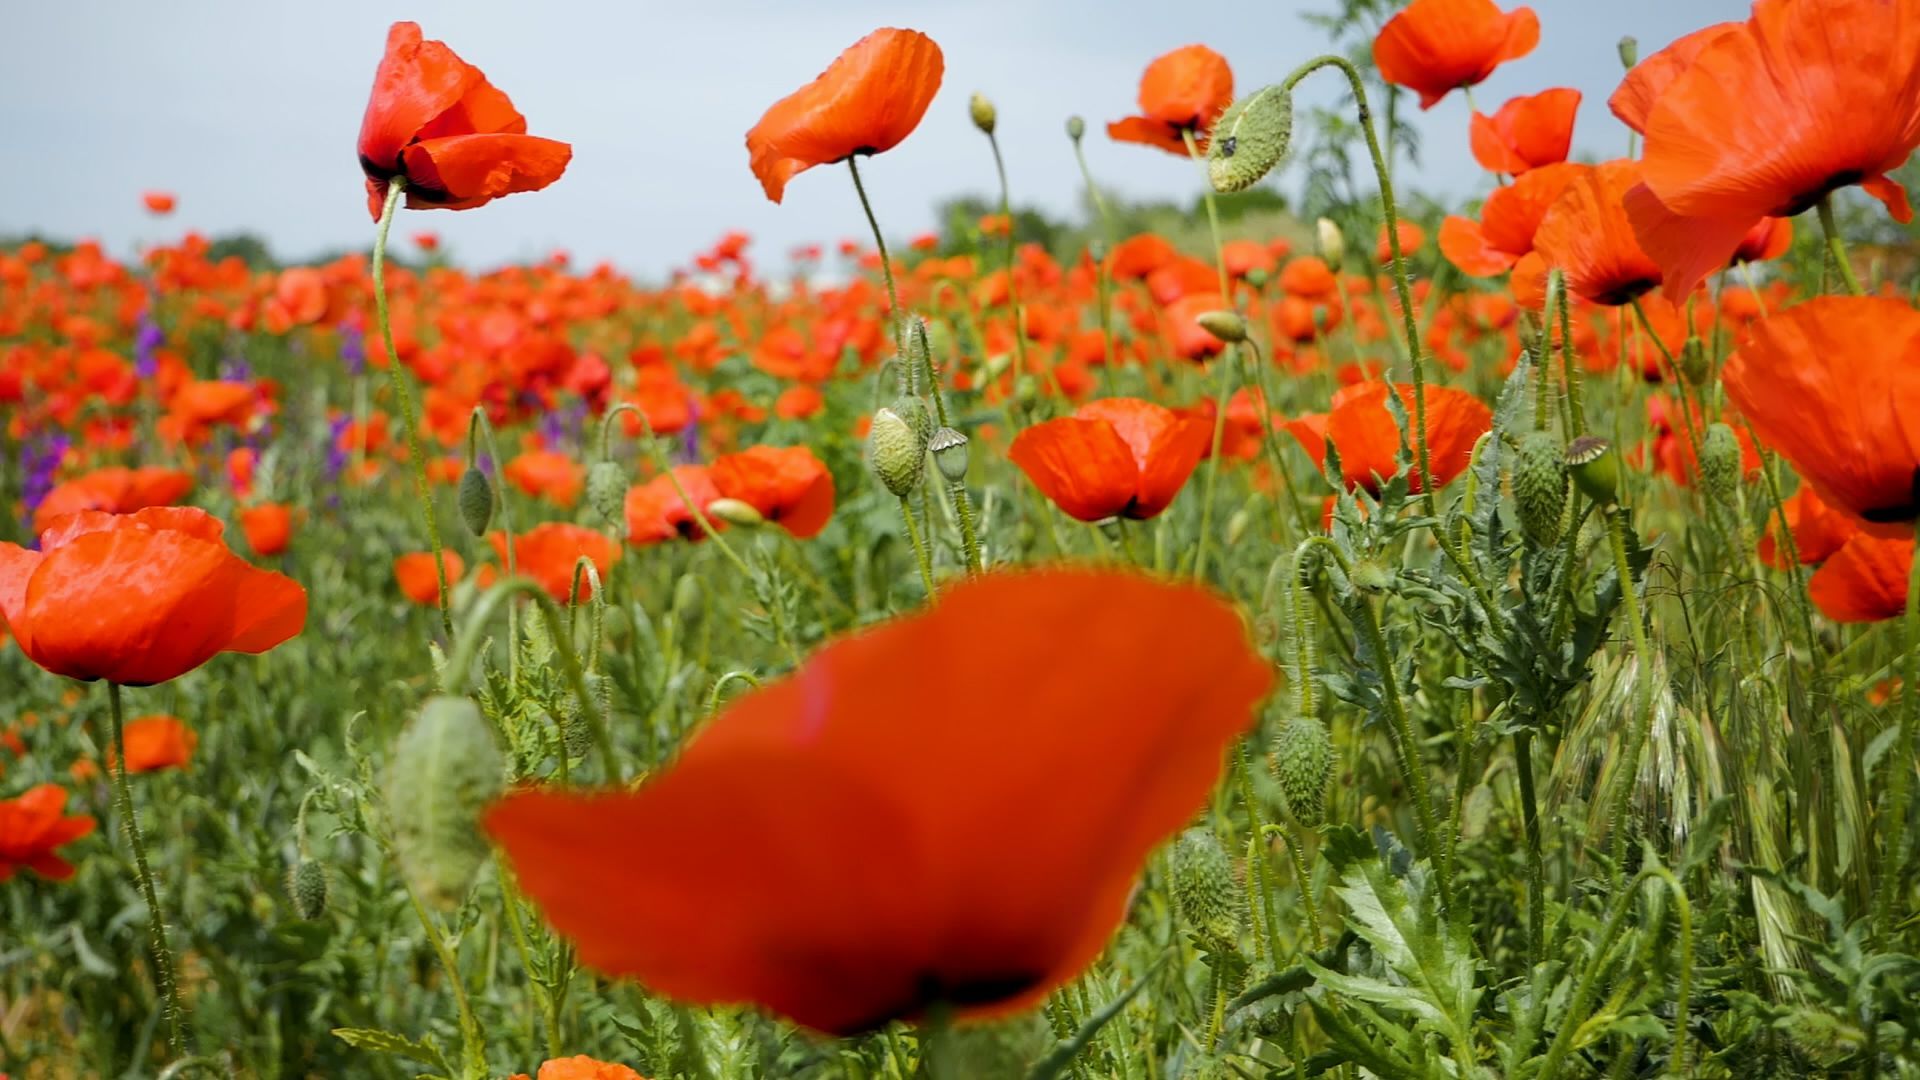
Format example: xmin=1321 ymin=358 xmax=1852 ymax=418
xmin=108 ymin=682 xmax=186 ymax=1053
xmin=1816 ymin=193 xmax=1865 ymax=297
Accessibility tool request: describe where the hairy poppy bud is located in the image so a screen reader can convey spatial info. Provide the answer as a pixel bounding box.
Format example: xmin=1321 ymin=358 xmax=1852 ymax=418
xmin=901 ymin=316 xmax=934 ymax=393
xmin=286 ymin=858 xmax=330 ymax=920
xmin=706 ymin=497 xmax=764 ymax=527
xmin=969 ymin=91 xmax=997 ymax=135
xmin=1271 ymin=716 xmax=1333 ymax=827
xmin=457 ymin=467 xmax=493 ymax=536
xmin=1618 ymin=36 xmax=1639 ymax=70
xmin=1566 ymin=436 xmax=1620 ymax=506
xmin=1512 ymin=431 xmax=1569 ymax=546
xmin=1169 ymin=827 xmax=1241 ymax=942
xmin=1316 ymin=217 xmax=1346 ymax=267
xmin=1207 ymin=85 xmax=1293 ymax=193
xmin=1351 ymin=559 xmax=1393 ymax=594
xmin=867 ymin=407 xmax=929 ymax=497
xmin=1679 ymin=336 xmax=1709 ymax=385
xmin=1699 ymin=423 xmax=1741 ymax=502
xmin=1066 ymin=115 xmax=1086 ymax=141
xmin=930 ymin=426 xmax=970 ymax=484
xmin=387 ymin=695 xmax=503 ymax=909
xmin=587 ymin=461 xmax=627 ymax=532
xmin=1196 ymin=310 xmax=1249 ymax=344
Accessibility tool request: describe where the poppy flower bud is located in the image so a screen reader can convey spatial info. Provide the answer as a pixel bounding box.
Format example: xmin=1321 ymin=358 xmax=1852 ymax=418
xmin=1207 ymin=85 xmax=1294 ymax=193
xmin=1618 ymin=36 xmax=1639 ymax=70
xmin=901 ymin=316 xmax=934 ymax=392
xmin=587 ymin=461 xmax=628 ymax=532
xmin=387 ymin=695 xmax=503 ymax=909
xmin=1066 ymin=115 xmax=1086 ymax=141
xmin=672 ymin=573 xmax=703 ymax=621
xmin=458 ymin=467 xmax=494 ymax=536
xmin=969 ymin=91 xmax=997 ymax=135
xmin=1316 ymin=217 xmax=1346 ymax=267
xmin=1169 ymin=827 xmax=1241 ymax=942
xmin=1512 ymin=431 xmax=1569 ymax=546
xmin=1271 ymin=716 xmax=1333 ymax=827
xmin=286 ymin=858 xmax=330 ymax=921
xmin=1699 ymin=423 xmax=1741 ymax=502
xmin=1196 ymin=310 xmax=1249 ymax=344
xmin=930 ymin=426 xmax=971 ymax=483
xmin=1679 ymin=336 xmax=1710 ymax=385
xmin=1566 ymin=436 xmax=1620 ymax=506
xmin=1226 ymin=506 xmax=1253 ymax=547
xmin=867 ymin=407 xmax=929 ymax=497
xmin=1351 ymin=559 xmax=1393 ymax=593
xmin=705 ymin=497 xmax=764 ymax=527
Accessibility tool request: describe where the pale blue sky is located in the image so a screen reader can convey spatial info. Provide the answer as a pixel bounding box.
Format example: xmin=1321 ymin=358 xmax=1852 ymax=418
xmin=0 ymin=1 xmax=1747 ymax=275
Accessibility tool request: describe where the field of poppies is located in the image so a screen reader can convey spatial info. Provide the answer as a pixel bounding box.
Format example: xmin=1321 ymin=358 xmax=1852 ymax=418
xmin=7 ymin=0 xmax=1920 ymax=1076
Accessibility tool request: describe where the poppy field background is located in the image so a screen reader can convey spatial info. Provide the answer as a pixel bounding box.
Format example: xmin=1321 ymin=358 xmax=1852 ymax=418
xmin=6 ymin=0 xmax=1920 ymax=1077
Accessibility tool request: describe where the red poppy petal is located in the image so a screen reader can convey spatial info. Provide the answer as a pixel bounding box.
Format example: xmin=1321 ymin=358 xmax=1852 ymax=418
xmin=1808 ymin=535 xmax=1914 ymax=623
xmin=1438 ymin=215 xmax=1518 ymax=277
xmin=1864 ymin=174 xmax=1915 ymax=224
xmin=357 ymin=22 xmax=481 ymax=173
xmin=1469 ymin=112 xmax=1529 ymax=175
xmin=1009 ymin=418 xmax=1140 ymax=522
xmin=1621 ymin=182 xmax=1756 ymax=304
xmin=1105 ymin=116 xmax=1188 ymax=155
xmin=0 ymin=543 xmax=43 ymax=649
xmin=227 ymin=568 xmax=309 ymax=655
xmin=400 ymin=134 xmax=572 ymax=210
xmin=1133 ymin=415 xmax=1213 ymax=519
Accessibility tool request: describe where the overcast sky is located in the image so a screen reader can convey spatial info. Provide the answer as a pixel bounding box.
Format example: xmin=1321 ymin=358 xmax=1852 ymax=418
xmin=2 ymin=1 xmax=1747 ymax=277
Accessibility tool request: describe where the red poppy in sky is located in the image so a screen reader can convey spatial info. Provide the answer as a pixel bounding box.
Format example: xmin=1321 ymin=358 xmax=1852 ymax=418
xmin=1469 ymin=88 xmax=1579 ymax=175
xmin=488 ymin=569 xmax=1271 ymax=1035
xmin=1374 ymin=0 xmax=1540 ymax=109
xmin=1439 ymin=162 xmax=1586 ymax=278
xmin=1107 ymin=45 xmax=1234 ymax=155
xmin=0 ymin=785 xmax=95 ymax=883
xmin=32 ymin=466 xmax=194 ymax=535
xmin=112 ymin=715 xmax=198 ymax=774
xmin=490 ymin=523 xmax=620 ymax=603
xmin=746 ymin=28 xmax=944 ymax=203
xmin=0 ymin=507 xmax=305 ymax=686
xmin=239 ymin=503 xmax=295 ymax=557
xmin=710 ymin=446 xmax=836 ymax=539
xmin=142 ymin=191 xmax=177 ymax=215
xmin=357 ymin=22 xmax=572 ymax=221
xmin=1287 ymin=382 xmax=1493 ymax=495
xmin=1809 ymin=534 xmax=1914 ymax=624
xmin=1624 ymin=0 xmax=1920 ymax=301
xmin=625 ymin=466 xmax=724 ymax=545
xmin=1530 ymin=160 xmax=1663 ymax=306
xmin=1010 ymin=398 xmax=1212 ymax=521
xmin=396 ymin=550 xmax=463 ymax=606
xmin=1723 ymin=297 xmax=1920 ymax=536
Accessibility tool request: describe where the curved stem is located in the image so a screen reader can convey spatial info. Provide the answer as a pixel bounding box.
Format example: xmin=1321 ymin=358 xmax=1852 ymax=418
xmin=847 ymin=156 xmax=902 ymax=336
xmin=625 ymin=403 xmax=754 ymax=581
xmin=403 ymin=879 xmax=484 ymax=1072
xmin=986 ymin=130 xmax=1031 ymax=388
xmin=108 ymin=682 xmax=186 ymax=1053
xmin=1069 ymin=134 xmax=1118 ymax=379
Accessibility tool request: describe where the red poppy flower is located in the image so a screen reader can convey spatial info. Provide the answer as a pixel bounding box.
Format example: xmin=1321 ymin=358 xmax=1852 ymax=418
xmin=142 ymin=191 xmax=176 ymax=215
xmin=1809 ymin=534 xmax=1914 ymax=624
xmin=112 ymin=715 xmax=197 ymax=774
xmin=1530 ymin=160 xmax=1662 ymax=306
xmin=1759 ymin=485 xmax=1859 ymax=569
xmin=240 ymin=503 xmax=295 ymax=557
xmin=1607 ymin=23 xmax=1740 ymax=135
xmin=1106 ymin=234 xmax=1179 ymax=281
xmin=487 ymin=569 xmax=1272 ymax=1035
xmin=1374 ymin=0 xmax=1540 ymax=110
xmin=413 ymin=231 xmax=441 ymax=252
xmin=1375 ymin=221 xmax=1428 ymax=264
xmin=357 ymin=22 xmax=572 ymax=221
xmin=625 ymin=466 xmax=724 ymax=545
xmin=490 ymin=524 xmax=620 ymax=603
xmin=1722 ymin=297 xmax=1920 ymax=535
xmin=395 ymin=550 xmax=463 ymax=606
xmin=0 ymin=507 xmax=305 ymax=686
xmin=504 ymin=450 xmax=586 ymax=508
xmin=1439 ymin=162 xmax=1587 ymax=278
xmin=1107 ymin=45 xmax=1234 ymax=155
xmin=1163 ymin=293 xmax=1230 ymax=362
xmin=746 ymin=28 xmax=944 ymax=203
xmin=32 ymin=466 xmax=193 ymax=535
xmin=512 ymin=1058 xmax=647 ymax=1080
xmin=1733 ymin=217 xmax=1792 ymax=265
xmin=1221 ymin=239 xmax=1276 ymax=280
xmin=1624 ymin=0 xmax=1920 ymax=301
xmin=710 ymin=446 xmax=835 ymax=539
xmin=1286 ymin=382 xmax=1493 ymax=495
xmin=0 ymin=785 xmax=95 ymax=882
xmin=1469 ymin=88 xmax=1579 ymax=175
xmin=1279 ymin=256 xmax=1339 ymax=299
xmin=1010 ymin=398 xmax=1212 ymax=521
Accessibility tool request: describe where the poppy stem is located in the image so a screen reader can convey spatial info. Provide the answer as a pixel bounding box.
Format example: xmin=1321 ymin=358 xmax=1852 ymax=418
xmin=985 ymin=130 xmax=1034 ymax=395
xmin=1871 ymin=537 xmax=1920 ymax=933
xmin=624 ymin=403 xmax=755 ymax=582
xmin=1601 ymin=504 xmax=1657 ymax=887
xmin=372 ymin=177 xmax=456 ymax=641
xmin=1815 ymin=193 xmax=1866 ymax=297
xmin=106 ymin=681 xmax=187 ymax=1053
xmin=1180 ymin=130 xmax=1232 ymax=301
xmin=846 ymin=155 xmax=903 ymax=339
xmin=899 ymin=495 xmax=938 ymax=599
xmin=1069 ymin=128 xmax=1119 ymax=378
xmin=1192 ymin=352 xmax=1237 ymax=583
xmin=1554 ymin=269 xmax=1587 ymax=435
xmin=469 ymin=407 xmax=518 ymax=680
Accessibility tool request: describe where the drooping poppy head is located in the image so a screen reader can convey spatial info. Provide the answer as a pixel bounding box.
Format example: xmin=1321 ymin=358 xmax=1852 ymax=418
xmin=1469 ymin=88 xmax=1580 ymax=175
xmin=113 ymin=715 xmax=198 ymax=774
xmin=1107 ymin=45 xmax=1234 ymax=155
xmin=1722 ymin=297 xmax=1920 ymax=536
xmin=239 ymin=503 xmax=295 ymax=557
xmin=395 ymin=550 xmax=464 ymax=606
xmin=490 ymin=523 xmax=620 ymax=604
xmin=1010 ymin=398 xmax=1212 ymax=521
xmin=745 ymin=28 xmax=944 ymax=203
xmin=1439 ymin=161 xmax=1587 ymax=277
xmin=625 ymin=465 xmax=724 ymax=545
xmin=1286 ymin=382 xmax=1493 ymax=495
xmin=0 ymin=507 xmax=307 ymax=687
xmin=358 ymin=22 xmax=572 ymax=221
xmin=1373 ymin=0 xmax=1540 ymax=110
xmin=32 ymin=466 xmax=194 ymax=535
xmin=0 ymin=784 xmax=95 ymax=883
xmin=1808 ymin=534 xmax=1914 ymax=624
xmin=487 ymin=568 xmax=1272 ymax=1035
xmin=1531 ymin=160 xmax=1663 ymax=306
xmin=710 ymin=446 xmax=836 ymax=539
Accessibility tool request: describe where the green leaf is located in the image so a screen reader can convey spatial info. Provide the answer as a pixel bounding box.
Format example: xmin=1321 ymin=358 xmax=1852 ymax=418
xmin=331 ymin=1027 xmax=453 ymax=1072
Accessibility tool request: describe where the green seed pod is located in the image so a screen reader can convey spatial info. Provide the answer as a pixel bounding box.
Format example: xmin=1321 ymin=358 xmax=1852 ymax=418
xmin=1196 ymin=310 xmax=1249 ymax=344
xmin=890 ymin=394 xmax=933 ymax=447
xmin=457 ymin=467 xmax=493 ymax=536
xmin=930 ymin=426 xmax=970 ymax=484
xmin=1566 ymin=436 xmax=1620 ymax=506
xmin=1618 ymin=36 xmax=1640 ymax=70
xmin=969 ymin=91 xmax=997 ymax=135
xmin=1207 ymin=85 xmax=1294 ymax=193
xmin=1679 ymin=335 xmax=1710 ymax=385
xmin=587 ymin=461 xmax=628 ymax=531
xmin=1271 ymin=716 xmax=1334 ymax=827
xmin=1512 ymin=431 xmax=1569 ymax=546
xmin=1316 ymin=217 xmax=1346 ymax=267
xmin=386 ymin=695 xmax=503 ymax=909
xmin=867 ymin=407 xmax=929 ymax=497
xmin=1066 ymin=115 xmax=1086 ymax=141
xmin=705 ymin=497 xmax=763 ymax=527
xmin=286 ymin=858 xmax=330 ymax=921
xmin=1169 ymin=827 xmax=1241 ymax=942
xmin=1699 ymin=422 xmax=1741 ymax=502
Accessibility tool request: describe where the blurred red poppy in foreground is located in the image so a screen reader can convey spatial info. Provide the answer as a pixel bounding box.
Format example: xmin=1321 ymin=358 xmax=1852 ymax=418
xmin=1287 ymin=382 xmax=1492 ymax=496
xmin=358 ymin=21 xmax=572 ymax=220
xmin=112 ymin=716 xmax=197 ymax=774
xmin=1469 ymin=88 xmax=1579 ymax=175
xmin=0 ymin=785 xmax=95 ymax=883
xmin=32 ymin=466 xmax=194 ymax=535
xmin=1809 ymin=535 xmax=1915 ymax=624
xmin=710 ymin=446 xmax=835 ymax=539
xmin=0 ymin=507 xmax=307 ymax=687
xmin=746 ymin=28 xmax=944 ymax=203
xmin=1722 ymin=298 xmax=1920 ymax=535
xmin=488 ymin=569 xmax=1272 ymax=1034
xmin=1373 ymin=0 xmax=1540 ymax=110
xmin=1107 ymin=45 xmax=1234 ymax=155
xmin=490 ymin=524 xmax=620 ymax=603
xmin=1010 ymin=398 xmax=1211 ymax=521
